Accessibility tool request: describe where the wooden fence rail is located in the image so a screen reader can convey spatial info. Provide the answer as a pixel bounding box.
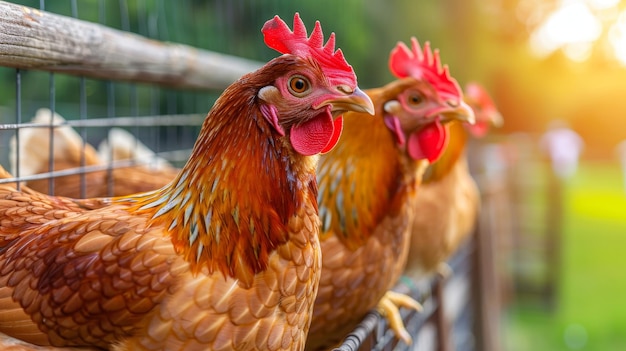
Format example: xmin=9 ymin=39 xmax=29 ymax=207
xmin=0 ymin=0 xmax=262 ymax=90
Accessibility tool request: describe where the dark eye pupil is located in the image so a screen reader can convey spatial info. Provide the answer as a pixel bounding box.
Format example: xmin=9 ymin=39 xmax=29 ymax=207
xmin=289 ymin=77 xmax=309 ymax=95
xmin=294 ymin=79 xmax=305 ymax=90
xmin=410 ymin=95 xmax=421 ymax=103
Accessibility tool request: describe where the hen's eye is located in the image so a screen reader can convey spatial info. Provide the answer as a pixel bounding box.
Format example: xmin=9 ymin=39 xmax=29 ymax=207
xmin=407 ymin=94 xmax=423 ymax=106
xmin=288 ymin=76 xmax=311 ymax=96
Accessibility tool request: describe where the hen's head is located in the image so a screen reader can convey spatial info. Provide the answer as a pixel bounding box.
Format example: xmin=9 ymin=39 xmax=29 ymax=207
xmin=463 ymin=82 xmax=503 ymax=138
xmin=383 ymin=38 xmax=475 ymax=162
xmin=257 ymin=13 xmax=374 ymax=156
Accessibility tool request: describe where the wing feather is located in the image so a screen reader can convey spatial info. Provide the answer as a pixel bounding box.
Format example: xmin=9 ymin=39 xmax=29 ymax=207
xmin=0 ymin=191 xmax=183 ymax=348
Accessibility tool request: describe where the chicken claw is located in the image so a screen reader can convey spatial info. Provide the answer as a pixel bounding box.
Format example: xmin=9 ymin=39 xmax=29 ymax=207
xmin=376 ymin=290 xmax=423 ymax=344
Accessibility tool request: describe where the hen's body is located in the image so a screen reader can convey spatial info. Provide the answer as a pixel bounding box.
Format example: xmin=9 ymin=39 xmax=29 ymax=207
xmin=23 ymin=163 xmax=177 ymax=199
xmin=307 ymin=81 xmax=428 ymax=350
xmin=404 ymin=122 xmax=478 ymax=278
xmin=0 ymin=46 xmax=365 ymax=350
xmin=0 ymin=190 xmax=319 ymax=350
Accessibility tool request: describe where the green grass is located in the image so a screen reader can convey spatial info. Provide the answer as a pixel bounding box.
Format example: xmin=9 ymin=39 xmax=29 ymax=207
xmin=504 ymin=161 xmax=626 ymax=351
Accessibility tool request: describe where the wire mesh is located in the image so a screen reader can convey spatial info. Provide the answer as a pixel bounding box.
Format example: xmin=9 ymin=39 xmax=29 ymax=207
xmin=1 ymin=76 xmax=210 ymax=195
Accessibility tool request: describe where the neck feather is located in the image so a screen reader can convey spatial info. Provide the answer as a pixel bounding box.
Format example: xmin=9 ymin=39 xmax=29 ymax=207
xmin=317 ymin=106 xmax=421 ymax=249
xmin=122 ymin=81 xmax=317 ymax=285
xmin=422 ymin=121 xmax=468 ymax=183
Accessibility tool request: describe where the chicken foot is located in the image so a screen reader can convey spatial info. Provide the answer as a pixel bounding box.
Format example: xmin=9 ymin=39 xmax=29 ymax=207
xmin=376 ymin=290 xmax=423 ymax=344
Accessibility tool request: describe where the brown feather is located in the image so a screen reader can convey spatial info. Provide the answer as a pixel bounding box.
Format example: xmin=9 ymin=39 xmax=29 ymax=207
xmin=404 ymin=146 xmax=479 ymax=277
xmin=317 ymin=79 xmax=421 ymax=248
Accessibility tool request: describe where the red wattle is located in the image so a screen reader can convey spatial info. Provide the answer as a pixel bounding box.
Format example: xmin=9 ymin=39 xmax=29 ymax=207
xmin=321 ymin=116 xmax=343 ymax=154
xmin=290 ymin=108 xmax=337 ymax=156
xmin=407 ymin=119 xmax=449 ymax=162
xmin=384 ymin=115 xmax=406 ymax=145
xmin=466 ymin=120 xmax=489 ymax=138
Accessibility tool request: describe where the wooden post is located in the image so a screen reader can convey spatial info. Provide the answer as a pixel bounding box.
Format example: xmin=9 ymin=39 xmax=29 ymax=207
xmin=544 ymin=165 xmax=563 ymax=311
xmin=472 ymin=187 xmax=502 ymax=351
xmin=433 ymin=277 xmax=452 ymax=351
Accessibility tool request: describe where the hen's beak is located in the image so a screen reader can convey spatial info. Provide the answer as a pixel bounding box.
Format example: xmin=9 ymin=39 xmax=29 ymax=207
xmin=324 ymin=87 xmax=375 ymax=116
xmin=441 ymin=100 xmax=475 ymax=125
xmin=488 ymin=110 xmax=504 ymax=128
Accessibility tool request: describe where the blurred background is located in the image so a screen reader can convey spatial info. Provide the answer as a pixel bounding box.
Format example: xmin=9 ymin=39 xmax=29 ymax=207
xmin=1 ymin=0 xmax=626 ymax=350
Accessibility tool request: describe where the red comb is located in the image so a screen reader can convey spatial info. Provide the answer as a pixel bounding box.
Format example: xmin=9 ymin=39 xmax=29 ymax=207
xmin=262 ymin=13 xmax=354 ymax=81
xmin=466 ymin=83 xmax=494 ymax=109
xmin=389 ymin=37 xmax=462 ymax=102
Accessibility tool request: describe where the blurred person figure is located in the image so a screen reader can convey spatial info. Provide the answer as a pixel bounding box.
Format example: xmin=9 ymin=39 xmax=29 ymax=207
xmin=614 ymin=140 xmax=626 ymax=193
xmin=540 ymin=119 xmax=584 ymax=180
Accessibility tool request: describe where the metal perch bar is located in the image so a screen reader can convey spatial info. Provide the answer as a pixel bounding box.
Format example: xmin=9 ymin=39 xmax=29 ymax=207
xmin=0 ymin=1 xmax=263 ymax=90
xmin=333 ymin=311 xmax=382 ymax=351
xmin=0 ymin=160 xmax=166 ymax=185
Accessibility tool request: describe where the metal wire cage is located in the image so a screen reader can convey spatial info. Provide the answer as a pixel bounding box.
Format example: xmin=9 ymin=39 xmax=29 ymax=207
xmin=0 ymin=72 xmax=211 ymax=193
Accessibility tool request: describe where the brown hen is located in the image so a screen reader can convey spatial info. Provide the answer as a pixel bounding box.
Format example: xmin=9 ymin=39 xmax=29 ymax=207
xmin=0 ymin=13 xmax=373 ymax=351
xmin=404 ymin=82 xmax=502 ymax=280
xmin=306 ymin=39 xmax=475 ymax=350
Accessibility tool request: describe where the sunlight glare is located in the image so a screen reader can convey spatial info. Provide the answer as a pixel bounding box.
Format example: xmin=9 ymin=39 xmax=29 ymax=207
xmin=529 ymin=0 xmax=602 ymax=60
xmin=564 ymin=42 xmax=594 ymax=61
xmin=587 ymin=0 xmax=620 ymax=10
xmin=609 ymin=10 xmax=626 ymax=66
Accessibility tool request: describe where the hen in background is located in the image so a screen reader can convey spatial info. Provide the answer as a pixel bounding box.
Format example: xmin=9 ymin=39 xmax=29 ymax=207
xmin=10 ymin=109 xmax=177 ymax=198
xmin=0 ymin=13 xmax=373 ymax=351
xmin=10 ymin=109 xmax=103 ymax=198
xmin=97 ymin=127 xmax=173 ymax=171
xmin=306 ymin=38 xmax=475 ymax=350
xmin=404 ymin=82 xmax=502 ymax=280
